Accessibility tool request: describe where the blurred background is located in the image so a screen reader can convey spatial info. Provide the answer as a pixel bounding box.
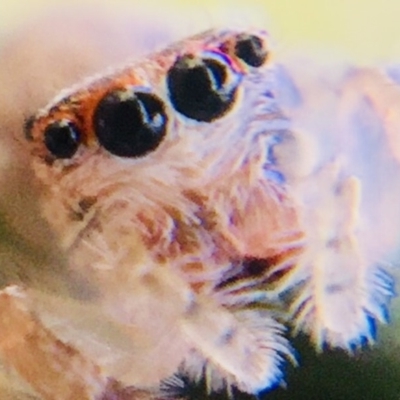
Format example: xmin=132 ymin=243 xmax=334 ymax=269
xmin=3 ymin=0 xmax=400 ymax=63
xmin=0 ymin=0 xmax=400 ymax=399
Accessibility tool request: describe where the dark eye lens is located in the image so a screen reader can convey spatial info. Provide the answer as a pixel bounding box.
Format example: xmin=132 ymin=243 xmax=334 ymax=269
xmin=93 ymin=90 xmax=168 ymax=158
xmin=234 ymin=34 xmax=268 ymax=67
xmin=167 ymin=55 xmax=237 ymax=122
xmin=44 ymin=120 xmax=81 ymax=159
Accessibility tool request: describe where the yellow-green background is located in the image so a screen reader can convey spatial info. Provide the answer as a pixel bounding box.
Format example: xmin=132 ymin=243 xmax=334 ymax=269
xmin=2 ymin=0 xmax=400 ymax=63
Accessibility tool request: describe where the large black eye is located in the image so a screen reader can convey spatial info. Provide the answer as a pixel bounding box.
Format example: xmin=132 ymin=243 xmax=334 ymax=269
xmin=167 ymin=55 xmax=237 ymax=122
xmin=234 ymin=34 xmax=268 ymax=67
xmin=93 ymin=89 xmax=168 ymax=158
xmin=44 ymin=120 xmax=81 ymax=159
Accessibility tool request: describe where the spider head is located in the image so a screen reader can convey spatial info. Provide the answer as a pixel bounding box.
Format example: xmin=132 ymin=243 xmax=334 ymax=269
xmin=25 ymin=29 xmax=297 ymax=269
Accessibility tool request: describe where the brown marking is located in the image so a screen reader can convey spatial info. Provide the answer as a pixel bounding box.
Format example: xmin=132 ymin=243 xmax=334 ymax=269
xmin=43 ymin=154 xmax=56 ymax=166
xmin=184 ymin=190 xmax=218 ymax=231
xmin=168 ymin=207 xmax=201 ymax=255
xmin=69 ymin=209 xmax=85 ymax=222
xmin=181 ymin=261 xmax=205 ymax=274
xmin=68 ymin=197 xmax=98 ymax=222
xmin=23 ymin=114 xmax=36 ymax=141
xmin=136 ymin=211 xmax=166 ymax=251
xmin=78 ymin=196 xmax=98 ymax=213
xmin=190 ymin=281 xmax=206 ymax=294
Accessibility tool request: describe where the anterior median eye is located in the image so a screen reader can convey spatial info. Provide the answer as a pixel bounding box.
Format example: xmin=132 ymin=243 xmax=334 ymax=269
xmin=234 ymin=33 xmax=268 ymax=67
xmin=44 ymin=120 xmax=81 ymax=159
xmin=93 ymin=89 xmax=168 ymax=158
xmin=167 ymin=54 xmax=238 ymax=122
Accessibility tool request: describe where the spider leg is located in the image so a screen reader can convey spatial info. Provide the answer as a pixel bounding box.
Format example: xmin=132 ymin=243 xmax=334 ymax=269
xmin=0 ymin=285 xmax=161 ymax=400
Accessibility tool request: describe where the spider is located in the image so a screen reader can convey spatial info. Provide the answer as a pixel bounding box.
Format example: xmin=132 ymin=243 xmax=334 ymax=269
xmin=0 ymin=25 xmax=397 ymax=400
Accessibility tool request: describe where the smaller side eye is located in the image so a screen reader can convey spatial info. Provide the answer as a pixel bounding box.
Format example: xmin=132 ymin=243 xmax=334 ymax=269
xmin=234 ymin=34 xmax=268 ymax=67
xmin=44 ymin=120 xmax=81 ymax=159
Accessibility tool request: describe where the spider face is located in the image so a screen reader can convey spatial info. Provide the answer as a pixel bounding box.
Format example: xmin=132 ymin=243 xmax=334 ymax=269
xmin=21 ymin=28 xmax=303 ymax=396
xmin=25 ymin=29 xmax=296 ymax=264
